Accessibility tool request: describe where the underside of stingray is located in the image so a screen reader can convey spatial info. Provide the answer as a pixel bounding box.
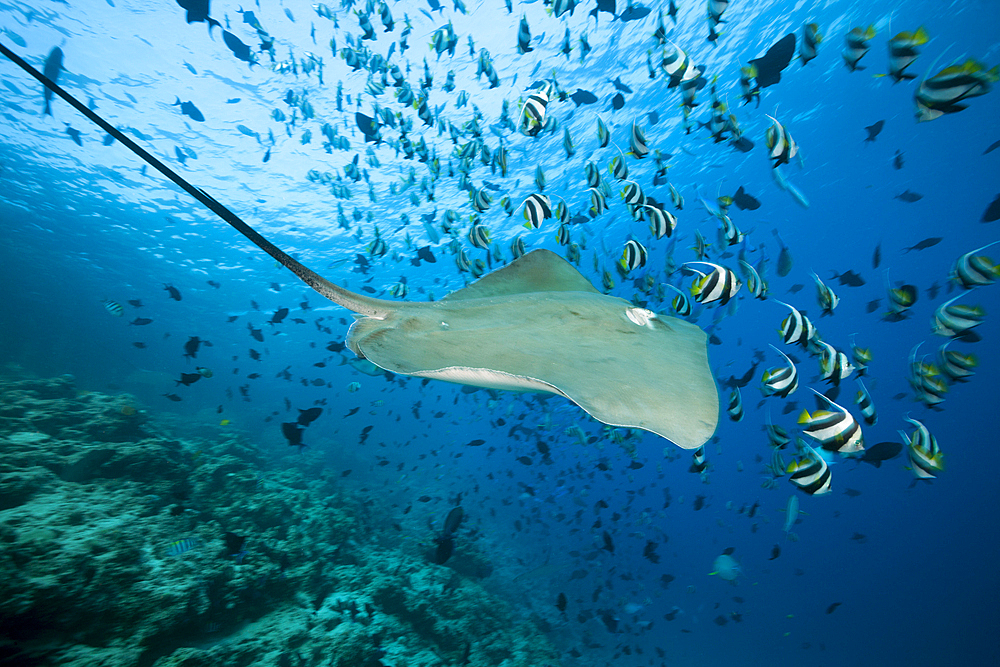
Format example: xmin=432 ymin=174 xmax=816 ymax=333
xmin=2 ymin=44 xmax=721 ymax=450
xmin=346 ymin=250 xmax=719 ymax=449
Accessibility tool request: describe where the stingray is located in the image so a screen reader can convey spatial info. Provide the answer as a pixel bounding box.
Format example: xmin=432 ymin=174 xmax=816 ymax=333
xmin=1 ymin=43 xmax=720 ymax=450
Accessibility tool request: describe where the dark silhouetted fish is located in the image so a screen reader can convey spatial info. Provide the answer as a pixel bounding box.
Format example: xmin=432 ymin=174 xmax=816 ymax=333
xmin=829 ymin=269 xmax=865 ymax=287
xmin=903 ymin=237 xmax=942 ymax=252
xmin=982 ymin=194 xmax=1000 ymax=223
xmin=570 ymin=88 xmax=598 ymax=106
xmin=863 ymin=120 xmax=884 ymax=142
xmin=282 ymin=422 xmax=304 ymax=449
xmin=223 ymin=30 xmax=255 ymax=65
xmin=749 ymin=34 xmax=796 ymax=90
xmin=174 ymin=98 xmax=205 ymax=121
xmin=42 ymin=47 xmax=63 ymax=115
xmin=176 ymin=0 xmax=221 ymax=31
xmin=895 ymin=190 xmax=923 ymax=203
xmin=732 ymin=186 xmax=761 ymax=210
xmin=297 ymin=407 xmax=323 ymax=426
xmin=611 ymin=92 xmax=625 ymax=110
xmin=860 ymin=441 xmax=903 ymax=467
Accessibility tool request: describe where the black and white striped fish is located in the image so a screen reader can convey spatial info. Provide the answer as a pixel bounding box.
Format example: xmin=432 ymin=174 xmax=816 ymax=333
xmin=787 ymin=442 xmax=832 ymax=495
xmin=468 ymin=220 xmax=491 ymax=249
xmin=775 ymin=300 xmax=816 ymax=347
xmin=520 ymin=87 xmax=548 ymax=136
xmin=522 ymin=193 xmax=552 ymax=230
xmin=596 ymin=116 xmax=610 ymax=147
xmin=938 ymin=341 xmax=977 ymax=382
xmin=621 ymin=181 xmax=645 ymax=206
xmin=685 ymin=261 xmax=741 ymax=305
xmin=727 ymin=388 xmax=744 ymax=422
xmin=589 ymin=187 xmax=607 ymax=217
xmin=900 ymin=417 xmax=943 ymax=479
xmin=516 ymin=15 xmax=533 ymax=54
xmin=665 ymin=284 xmax=692 ymax=317
xmin=765 ymin=413 xmax=791 ymax=449
xmin=471 ymin=188 xmax=491 ymax=212
xmin=689 ymin=445 xmax=707 ymax=473
xmin=609 ymin=154 xmax=629 ymax=181
xmin=555 ymin=223 xmax=571 ymax=246
xmin=798 ymin=389 xmax=864 ymax=454
xmin=811 ymin=272 xmax=839 ymax=315
xmin=932 ymin=294 xmax=985 ymax=337
xmin=629 ymin=120 xmax=649 ymax=158
xmin=510 ymin=235 xmax=526 ymax=260
xmin=854 ymin=378 xmax=877 ymax=425
xmin=738 ymin=259 xmax=767 ymax=299
xmin=645 ymin=204 xmax=676 ymax=239
xmin=950 ymin=242 xmax=999 ymax=288
xmin=620 ymin=240 xmax=647 ymax=272
xmin=765 ymin=115 xmax=798 ymax=168
xmin=818 ymin=340 xmax=855 ymax=386
xmin=761 ymin=344 xmax=798 ymax=398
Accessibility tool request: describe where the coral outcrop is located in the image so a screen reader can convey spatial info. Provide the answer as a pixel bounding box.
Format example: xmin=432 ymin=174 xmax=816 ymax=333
xmin=0 ymin=376 xmax=560 ymax=666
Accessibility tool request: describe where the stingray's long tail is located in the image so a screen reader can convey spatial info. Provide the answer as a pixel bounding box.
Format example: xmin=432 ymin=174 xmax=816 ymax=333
xmin=0 ymin=41 xmax=395 ymax=319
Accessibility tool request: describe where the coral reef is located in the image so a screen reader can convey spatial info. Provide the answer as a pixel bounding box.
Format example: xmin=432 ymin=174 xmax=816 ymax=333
xmin=0 ymin=376 xmax=560 ymax=666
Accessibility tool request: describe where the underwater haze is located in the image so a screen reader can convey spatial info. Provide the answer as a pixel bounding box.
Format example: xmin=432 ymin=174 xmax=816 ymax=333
xmin=1 ymin=0 xmax=999 ymax=666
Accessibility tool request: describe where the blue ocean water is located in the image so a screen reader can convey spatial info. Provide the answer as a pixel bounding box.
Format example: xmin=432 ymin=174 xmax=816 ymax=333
xmin=1 ymin=0 xmax=999 ymax=665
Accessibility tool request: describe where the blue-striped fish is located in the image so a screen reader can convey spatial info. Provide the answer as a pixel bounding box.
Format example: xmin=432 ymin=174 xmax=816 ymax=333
xmin=166 ymin=538 xmax=200 ymax=556
xmin=347 ymin=381 xmax=361 ymax=392
xmin=900 ymin=418 xmax=943 ymax=479
xmin=103 ymin=299 xmax=124 ymax=317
